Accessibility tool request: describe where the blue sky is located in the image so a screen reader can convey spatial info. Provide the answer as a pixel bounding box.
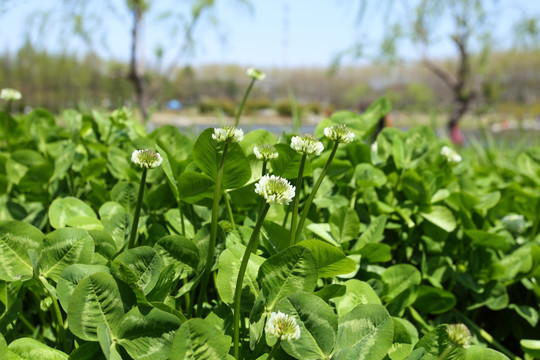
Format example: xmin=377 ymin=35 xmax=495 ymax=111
xmin=0 ymin=0 xmax=539 ymax=68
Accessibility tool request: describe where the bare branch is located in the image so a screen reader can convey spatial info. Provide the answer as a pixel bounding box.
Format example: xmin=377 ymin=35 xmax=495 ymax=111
xmin=421 ymin=57 xmax=456 ymax=89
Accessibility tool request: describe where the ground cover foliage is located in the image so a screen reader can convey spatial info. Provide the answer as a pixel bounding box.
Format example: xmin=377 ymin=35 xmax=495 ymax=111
xmin=0 ymin=96 xmax=539 ymax=359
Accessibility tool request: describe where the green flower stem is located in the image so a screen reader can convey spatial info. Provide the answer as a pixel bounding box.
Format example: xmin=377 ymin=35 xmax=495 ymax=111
xmin=256 ymin=161 xmax=268 ymax=215
xmin=267 ymin=339 xmax=282 ymax=360
xmin=50 ymin=295 xmax=66 ymax=349
xmin=19 ymin=313 xmax=36 ymax=334
xmin=438 ymin=345 xmax=454 ymax=360
xmin=289 ymin=152 xmax=307 ymax=246
xmin=233 ymin=203 xmax=271 ymax=360
xmin=105 ymin=122 xmax=115 ymax=144
xmin=224 ymin=192 xmax=236 ymax=230
xmin=196 ymin=143 xmax=230 ymax=317
xmin=128 ymin=167 xmax=147 ymax=249
xmin=178 ymin=200 xmax=186 ymax=236
xmin=453 ymin=309 xmax=520 ymax=360
xmin=234 ymin=78 xmax=256 ymax=127
xmin=294 ymin=141 xmax=339 ymax=243
xmin=3 ymin=101 xmax=11 ymax=151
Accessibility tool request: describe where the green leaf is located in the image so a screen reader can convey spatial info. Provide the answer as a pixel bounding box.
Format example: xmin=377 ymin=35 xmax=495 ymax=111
xmin=271 ymin=143 xmax=312 ymax=179
xmin=413 ymin=286 xmax=456 ymax=314
xmin=509 ymin=304 xmax=538 ymax=327
xmin=88 ymin=230 xmax=118 ymax=261
xmin=170 ymin=318 xmax=232 ymax=360
xmin=332 ymin=304 xmax=393 ymax=360
xmin=65 ymin=216 xmax=104 ymax=231
xmin=216 ymin=243 xmax=265 ymax=311
xmin=400 ymin=170 xmax=430 ymax=205
xmin=177 ymin=171 xmax=214 ymax=204
xmin=68 ymin=272 xmax=136 ymax=341
xmin=333 ymin=279 xmax=382 ymax=317
xmin=192 ymin=128 xmax=251 ymax=189
xmin=381 ymin=265 xmax=421 ymax=315
xmin=521 ymin=339 xmax=540 ymax=359
xmin=420 ymin=206 xmax=457 ymax=233
xmin=329 ymin=206 xmax=360 ymax=244
xmin=52 ymin=142 xmax=76 ymax=181
xmin=352 ymin=215 xmax=387 ymax=251
xmin=465 ymin=345 xmax=509 ymax=360
xmin=156 ymin=144 xmax=180 ymax=201
xmin=65 ymin=342 xmax=105 ymax=360
xmin=103 ymin=212 xmax=133 ymax=250
xmin=154 ymin=235 xmax=199 ymax=280
xmin=112 ymin=247 xmax=164 ymax=295
xmin=465 ymin=230 xmax=511 ymax=251
xmin=314 ymin=284 xmax=346 ymax=302
xmin=274 ymin=292 xmax=338 ymax=359
xmin=238 ymin=129 xmax=276 ymax=155
xmin=107 ymin=147 xmax=131 ymax=180
xmin=353 ymin=164 xmax=387 ymax=188
xmin=474 ymin=191 xmax=501 ymax=213
xmin=0 ymin=221 xmax=43 ymax=282
xmin=39 ymin=228 xmax=95 ymax=282
xmin=356 ymin=243 xmax=392 ymax=263
xmin=296 ymin=240 xmax=356 ymax=277
xmin=110 ymin=182 xmax=139 ymax=213
xmin=116 ymin=306 xmax=182 ymax=360
xmin=56 ymin=264 xmax=110 ymax=313
xmin=258 ymin=246 xmax=318 ymax=310
xmin=7 ymin=337 xmax=68 ymax=360
xmin=413 ymin=324 xmax=470 ymax=359
xmin=48 ymin=197 xmax=98 ymax=229
xmin=388 ymin=317 xmax=417 ymax=360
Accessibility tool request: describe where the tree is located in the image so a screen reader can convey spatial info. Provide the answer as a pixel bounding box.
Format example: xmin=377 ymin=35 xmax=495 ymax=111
xmin=339 ymin=0 xmax=540 ymax=142
xmin=26 ymin=0 xmax=251 ymax=121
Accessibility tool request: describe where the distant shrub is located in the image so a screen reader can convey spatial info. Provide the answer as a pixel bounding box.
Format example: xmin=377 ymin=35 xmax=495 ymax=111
xmin=245 ymin=98 xmax=271 ymax=114
xmin=198 ymin=98 xmax=236 ymax=116
xmin=275 ymin=99 xmax=305 ymax=118
xmin=304 ymin=102 xmax=321 ymax=115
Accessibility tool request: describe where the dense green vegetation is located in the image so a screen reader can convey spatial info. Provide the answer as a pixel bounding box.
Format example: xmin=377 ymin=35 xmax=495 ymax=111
xmin=0 ymin=91 xmax=539 ymax=359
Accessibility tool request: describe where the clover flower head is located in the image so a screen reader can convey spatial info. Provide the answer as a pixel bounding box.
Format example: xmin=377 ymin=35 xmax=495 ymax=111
xmin=131 ymin=149 xmax=163 ymax=169
xmin=255 ymin=175 xmax=295 ymax=205
xmin=247 ymin=67 xmax=266 ymax=81
xmin=441 ymin=146 xmax=462 ymax=163
xmin=290 ymin=134 xmax=324 ymax=156
xmin=0 ymin=88 xmax=22 ymax=102
xmin=265 ymin=311 xmax=301 ymax=341
xmin=212 ymin=126 xmax=244 ymax=143
xmin=446 ymin=323 xmax=472 ymax=349
xmin=254 ymin=144 xmax=279 ymax=161
xmin=324 ymin=124 xmax=355 ymax=143
xmin=502 ymin=213 xmax=526 ymax=235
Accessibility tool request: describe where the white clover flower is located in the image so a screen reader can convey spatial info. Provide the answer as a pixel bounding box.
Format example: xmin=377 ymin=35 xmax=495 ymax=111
xmin=255 ymin=175 xmax=295 ymax=205
xmin=371 ymin=141 xmax=378 ymax=153
xmin=440 ymin=146 xmax=462 ymax=163
xmin=212 ymin=126 xmax=244 ymax=143
xmin=254 ymin=144 xmax=279 ymax=161
xmin=131 ymin=149 xmax=163 ymax=169
xmin=0 ymin=88 xmax=22 ymax=102
xmin=502 ymin=214 xmax=526 ymax=234
xmin=324 ymin=124 xmax=355 ymax=143
xmin=446 ymin=323 xmax=472 ymax=349
xmin=290 ymin=134 xmax=324 ymax=156
xmin=247 ymin=67 xmax=266 ymax=81
xmin=265 ymin=311 xmax=301 ymax=341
